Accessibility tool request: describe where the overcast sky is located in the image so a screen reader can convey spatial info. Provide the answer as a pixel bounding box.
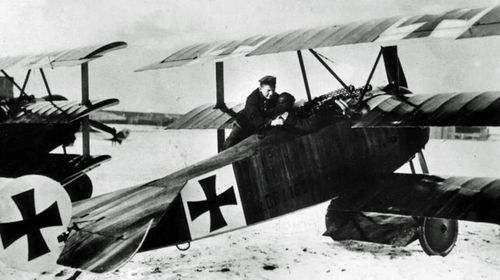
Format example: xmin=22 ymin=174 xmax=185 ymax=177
xmin=1 ymin=0 xmax=500 ymax=113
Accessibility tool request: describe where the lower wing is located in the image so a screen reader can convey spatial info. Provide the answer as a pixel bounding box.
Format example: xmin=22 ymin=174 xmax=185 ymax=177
xmin=329 ymin=173 xmax=500 ymax=225
xmin=354 ymin=91 xmax=500 ymax=127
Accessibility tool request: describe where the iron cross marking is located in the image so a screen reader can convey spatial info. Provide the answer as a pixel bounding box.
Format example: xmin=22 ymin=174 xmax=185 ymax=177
xmin=187 ymin=175 xmax=237 ymax=232
xmin=0 ymin=189 xmax=62 ymax=261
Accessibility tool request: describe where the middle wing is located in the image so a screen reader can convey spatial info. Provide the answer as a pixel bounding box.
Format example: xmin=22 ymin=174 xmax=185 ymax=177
xmin=167 ymin=91 xmax=500 ymax=129
xmin=3 ymin=98 xmax=119 ymax=124
xmin=168 ymin=103 xmax=243 ymax=129
xmin=354 ymin=91 xmax=500 ymax=127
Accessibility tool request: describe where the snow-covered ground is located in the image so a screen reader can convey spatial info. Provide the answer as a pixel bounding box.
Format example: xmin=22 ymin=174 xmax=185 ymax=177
xmin=2 ymin=125 xmax=500 ymax=280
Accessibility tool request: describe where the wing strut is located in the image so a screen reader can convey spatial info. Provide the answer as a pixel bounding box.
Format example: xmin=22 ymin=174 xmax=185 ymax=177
xmin=1 ymin=70 xmax=26 ymax=96
xmin=39 ymin=69 xmax=53 ymax=96
xmin=297 ymin=50 xmax=312 ymax=101
xmin=40 ymin=68 xmax=68 ymax=116
xmin=360 ymin=47 xmax=384 ymax=102
xmin=417 ymin=151 xmax=429 ymax=174
xmin=382 ymin=46 xmax=408 ymax=90
xmin=308 ymin=49 xmax=353 ymax=95
xmin=81 ymin=62 xmax=90 ymax=157
xmin=408 ymin=150 xmax=429 ymax=174
xmin=20 ymin=69 xmax=31 ymax=97
xmin=409 ymin=157 xmax=416 ymax=174
xmin=216 ymin=61 xmax=225 ymax=153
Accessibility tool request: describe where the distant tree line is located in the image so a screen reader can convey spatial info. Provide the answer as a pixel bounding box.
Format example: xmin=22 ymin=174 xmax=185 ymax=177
xmin=91 ymin=110 xmax=181 ymax=126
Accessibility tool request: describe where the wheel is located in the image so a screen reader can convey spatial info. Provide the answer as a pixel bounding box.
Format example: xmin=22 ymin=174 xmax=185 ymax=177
xmin=418 ymin=217 xmax=458 ymax=256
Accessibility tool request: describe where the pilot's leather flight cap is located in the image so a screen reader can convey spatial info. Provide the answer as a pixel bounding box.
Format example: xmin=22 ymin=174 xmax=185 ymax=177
xmin=259 ymin=75 xmax=276 ymax=87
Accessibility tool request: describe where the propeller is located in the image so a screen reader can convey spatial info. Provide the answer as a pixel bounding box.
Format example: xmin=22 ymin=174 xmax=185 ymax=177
xmin=89 ymin=119 xmax=130 ymax=144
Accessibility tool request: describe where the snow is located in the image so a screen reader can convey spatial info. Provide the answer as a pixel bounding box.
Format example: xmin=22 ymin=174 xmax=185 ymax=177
xmin=1 ymin=125 xmax=500 ymax=279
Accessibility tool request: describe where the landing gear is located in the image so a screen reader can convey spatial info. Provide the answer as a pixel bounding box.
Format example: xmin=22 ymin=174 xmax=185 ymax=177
xmin=418 ymin=217 xmax=458 ymax=256
xmin=408 ymin=150 xmax=429 ymax=175
xmin=410 ymin=150 xmax=459 ymax=256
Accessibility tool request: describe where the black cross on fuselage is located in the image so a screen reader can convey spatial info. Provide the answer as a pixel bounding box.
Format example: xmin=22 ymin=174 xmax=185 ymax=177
xmin=187 ymin=175 xmax=237 ymax=232
xmin=0 ymin=188 xmax=62 ymax=261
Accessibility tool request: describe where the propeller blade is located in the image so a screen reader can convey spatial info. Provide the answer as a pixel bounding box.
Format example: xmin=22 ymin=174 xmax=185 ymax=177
xmin=382 ymin=46 xmax=408 ymax=88
xmin=89 ymin=119 xmax=130 ymax=144
xmin=89 ymin=119 xmax=116 ymax=135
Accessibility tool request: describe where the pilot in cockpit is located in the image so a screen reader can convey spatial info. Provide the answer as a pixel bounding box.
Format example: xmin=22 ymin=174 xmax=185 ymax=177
xmin=222 ymin=75 xmax=281 ymax=149
xmin=269 ymin=92 xmax=320 ymax=134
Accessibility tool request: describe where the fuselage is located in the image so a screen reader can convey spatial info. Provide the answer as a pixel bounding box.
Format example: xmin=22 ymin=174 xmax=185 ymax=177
xmin=0 ymin=123 xmax=79 ymax=176
xmin=140 ymin=120 xmax=429 ymax=251
xmin=0 ymin=96 xmax=80 ymax=160
xmin=0 ymin=123 xmax=78 ymax=158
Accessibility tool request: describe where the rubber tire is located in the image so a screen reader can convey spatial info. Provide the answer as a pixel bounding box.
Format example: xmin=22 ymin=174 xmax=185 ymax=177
xmin=418 ymin=217 xmax=458 ymax=256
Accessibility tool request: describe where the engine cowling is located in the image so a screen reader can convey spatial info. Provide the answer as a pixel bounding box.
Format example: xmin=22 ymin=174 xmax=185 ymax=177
xmin=0 ymin=175 xmax=72 ymax=273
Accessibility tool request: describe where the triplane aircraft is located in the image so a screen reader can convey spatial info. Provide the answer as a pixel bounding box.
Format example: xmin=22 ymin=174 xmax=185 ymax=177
xmin=1 ymin=4 xmax=500 ymax=277
xmin=0 ymin=41 xmax=131 ymax=272
xmin=0 ymin=41 xmax=129 ymax=203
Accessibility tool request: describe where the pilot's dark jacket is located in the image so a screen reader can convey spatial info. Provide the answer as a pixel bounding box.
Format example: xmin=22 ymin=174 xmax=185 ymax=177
xmin=282 ymin=110 xmax=321 ymax=134
xmin=236 ymin=88 xmax=279 ymax=131
xmin=223 ymin=88 xmax=279 ymax=150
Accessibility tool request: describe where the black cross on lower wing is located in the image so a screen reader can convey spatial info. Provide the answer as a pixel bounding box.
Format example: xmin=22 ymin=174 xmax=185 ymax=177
xmin=187 ymin=175 xmax=237 ymax=232
xmin=0 ymin=189 xmax=62 ymax=261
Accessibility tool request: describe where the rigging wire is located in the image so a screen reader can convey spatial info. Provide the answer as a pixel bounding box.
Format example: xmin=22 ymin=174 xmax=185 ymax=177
xmin=314 ymin=50 xmax=336 ymax=65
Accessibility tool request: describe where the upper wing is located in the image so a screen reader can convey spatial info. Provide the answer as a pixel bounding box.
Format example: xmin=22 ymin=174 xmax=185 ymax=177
xmin=168 ymin=103 xmax=243 ymax=129
xmin=328 ymin=173 xmax=500 ymax=225
xmin=137 ymin=6 xmax=500 ymax=71
xmin=0 ymin=41 xmax=127 ymax=71
xmin=168 ymin=90 xmax=500 ymax=129
xmin=354 ymin=91 xmax=500 ymax=127
xmin=3 ymin=98 xmax=119 ymax=124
